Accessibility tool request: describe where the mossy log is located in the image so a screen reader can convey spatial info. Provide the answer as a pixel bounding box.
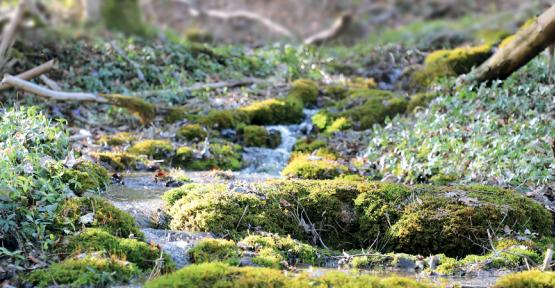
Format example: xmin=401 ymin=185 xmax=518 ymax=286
xmin=464 ymin=5 xmax=555 ymax=82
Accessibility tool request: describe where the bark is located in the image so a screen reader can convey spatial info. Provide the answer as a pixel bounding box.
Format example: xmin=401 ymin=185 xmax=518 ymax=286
xmin=0 ymin=59 xmax=56 ymax=91
xmin=463 ymin=5 xmax=555 ymax=82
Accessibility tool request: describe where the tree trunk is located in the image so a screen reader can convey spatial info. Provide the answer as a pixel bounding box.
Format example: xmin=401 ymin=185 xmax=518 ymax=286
xmin=463 ymin=5 xmax=555 ymax=83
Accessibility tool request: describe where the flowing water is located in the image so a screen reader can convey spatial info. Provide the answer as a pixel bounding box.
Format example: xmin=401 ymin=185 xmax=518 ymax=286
xmin=102 ymin=110 xmax=502 ymax=287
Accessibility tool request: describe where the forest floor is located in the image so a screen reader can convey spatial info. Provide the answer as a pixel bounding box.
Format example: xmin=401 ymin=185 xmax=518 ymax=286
xmin=1 ymin=2 xmax=555 ymax=288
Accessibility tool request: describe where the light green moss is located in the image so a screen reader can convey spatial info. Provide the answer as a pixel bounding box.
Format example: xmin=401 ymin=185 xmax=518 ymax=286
xmin=55 ymin=196 xmax=143 ymax=239
xmin=68 ymin=228 xmax=174 ymax=272
xmin=239 ymin=97 xmax=304 ymax=125
xmin=282 ymin=154 xmax=348 ymax=180
xmin=293 ymin=138 xmax=329 ymax=154
xmin=176 ymin=124 xmax=208 ymax=142
xmin=94 ymin=152 xmax=145 ymax=171
xmin=103 ymin=94 xmax=156 ymax=124
xmin=184 ymin=28 xmax=214 ymax=43
xmin=201 ymin=109 xmax=250 ymax=130
xmin=312 ymin=111 xmax=332 ymax=131
xmin=240 ymin=234 xmax=318 ymax=267
xmin=326 ymin=117 xmax=351 ymax=133
xmin=289 ymin=79 xmax=319 ymax=105
xmin=188 ymin=239 xmax=241 ymax=265
xmin=242 ymin=125 xmax=270 ymax=147
xmin=425 ymin=44 xmax=492 ymax=75
xmin=493 ymin=270 xmax=555 ymax=288
xmin=98 ymin=132 xmax=136 ymax=146
xmin=25 ymin=255 xmax=139 ymax=288
xmin=128 ymin=139 xmax=173 ymax=159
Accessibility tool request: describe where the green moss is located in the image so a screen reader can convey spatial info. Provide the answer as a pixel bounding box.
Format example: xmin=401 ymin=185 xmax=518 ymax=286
xmin=188 ymin=239 xmax=241 ymax=265
xmin=293 ymin=138 xmax=328 ymax=154
xmin=164 ymin=106 xmax=189 ymax=123
xmin=95 ymin=152 xmax=145 ymax=171
xmin=282 ymin=154 xmax=348 ymax=180
xmin=499 ymin=18 xmax=537 ymax=49
xmin=176 ymin=124 xmax=208 ymax=142
xmin=179 ymin=142 xmax=242 ymax=171
xmin=68 ymin=228 xmax=174 ymax=272
xmin=242 ymin=125 xmax=270 ymax=147
xmin=25 ymin=255 xmax=139 ymax=288
xmin=173 ymin=146 xmax=194 ymax=166
xmin=103 ymin=94 xmax=156 ymax=124
xmin=425 ymin=44 xmax=492 ymax=75
xmin=289 ymin=79 xmax=319 ymax=105
xmin=326 ymin=117 xmax=351 ymax=133
xmin=324 ymin=85 xmax=349 ymax=100
xmin=406 ymin=93 xmax=437 ymax=113
xmin=98 ymin=132 xmax=136 ymax=146
xmin=240 ymin=234 xmax=318 ymax=267
xmin=62 ymin=161 xmax=109 ymax=196
xmin=55 ymin=196 xmax=143 ymax=239
xmin=201 ymin=109 xmax=250 ymax=130
xmin=493 ymin=270 xmax=555 ymax=288
xmin=240 ymin=97 xmax=304 ymax=125
xmin=312 ymin=111 xmax=331 ymax=131
xmin=128 ymin=139 xmax=173 ymax=159
xmin=429 ymin=173 xmax=458 ymax=185
xmin=184 ymin=28 xmax=214 ymax=43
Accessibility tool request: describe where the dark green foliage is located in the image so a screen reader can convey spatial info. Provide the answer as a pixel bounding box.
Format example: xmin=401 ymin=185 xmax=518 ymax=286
xmin=55 ymin=196 xmax=143 ymax=239
xmin=25 ymin=255 xmax=140 ymax=288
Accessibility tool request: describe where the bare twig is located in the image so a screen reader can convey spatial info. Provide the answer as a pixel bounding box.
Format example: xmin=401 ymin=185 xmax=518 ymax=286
xmin=0 ymin=0 xmax=28 ymax=70
xmin=304 ymin=13 xmax=352 ymax=46
xmin=39 ymin=75 xmax=62 ymax=91
xmin=0 ymin=59 xmax=56 ymax=91
xmin=236 ymin=205 xmax=249 ymax=230
xmin=543 ymin=245 xmax=553 ymax=271
xmin=1 ymin=74 xmax=107 ymax=102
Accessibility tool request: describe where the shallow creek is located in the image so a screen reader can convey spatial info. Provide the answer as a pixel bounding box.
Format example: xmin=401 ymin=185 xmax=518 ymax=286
xmin=102 ymin=110 xmax=504 ymax=287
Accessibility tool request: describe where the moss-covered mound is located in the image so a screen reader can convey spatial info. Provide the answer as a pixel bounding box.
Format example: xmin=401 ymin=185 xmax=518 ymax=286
xmin=144 ymin=262 xmax=435 ymax=288
xmin=98 ymin=132 xmax=136 ymax=146
xmin=493 ymin=270 xmax=555 ymax=288
xmin=240 ymin=125 xmax=281 ymax=148
xmin=128 ymin=139 xmax=174 ymax=159
xmin=282 ymin=154 xmax=348 ymax=180
xmin=240 ymin=234 xmax=319 ymax=268
xmin=188 ymin=239 xmax=241 ymax=265
xmin=293 ymin=137 xmax=329 ymax=154
xmin=68 ymin=228 xmax=174 ymax=272
xmin=55 ymin=196 xmax=143 ymax=239
xmin=163 ymin=180 xmax=552 ymax=257
xmin=25 ymin=255 xmax=140 ymax=288
xmin=174 ymin=141 xmax=243 ymax=171
xmin=95 ymin=152 xmax=147 ymax=171
xmin=61 ymin=161 xmax=109 ymax=196
xmin=104 ymin=94 xmax=156 ymax=124
xmin=289 ymin=79 xmax=319 ymax=105
xmin=176 ymin=124 xmax=208 ymax=142
xmin=318 ymin=89 xmax=407 ymax=131
xmin=239 ymin=97 xmax=304 ymax=126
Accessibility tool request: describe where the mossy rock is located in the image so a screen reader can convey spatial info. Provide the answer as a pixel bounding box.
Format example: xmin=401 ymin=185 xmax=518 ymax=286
xmin=184 ymin=28 xmax=214 ymax=43
xmin=128 ymin=139 xmax=173 ymax=159
xmin=98 ymin=132 xmax=136 ymax=146
xmin=239 ymin=97 xmax=304 ymax=126
xmin=240 ymin=125 xmax=280 ymax=148
xmin=61 ymin=161 xmax=109 ymax=196
xmin=188 ymin=239 xmax=241 ymax=265
xmin=55 ymin=196 xmax=143 ymax=239
xmin=25 ymin=255 xmax=140 ymax=288
xmin=493 ymin=270 xmax=555 ymax=288
xmin=164 ymin=180 xmax=552 ymax=255
xmin=289 ymin=79 xmax=319 ymax=105
xmin=95 ymin=152 xmax=146 ymax=171
xmin=201 ymin=109 xmax=250 ymax=130
xmin=176 ymin=124 xmax=208 ymax=142
xmin=293 ymin=138 xmax=329 ymax=154
xmin=176 ymin=142 xmax=242 ymax=171
xmin=164 ymin=106 xmax=189 ymax=123
xmin=144 ymin=262 xmax=435 ymax=288
xmin=282 ymin=154 xmax=348 ymax=180
xmin=239 ymin=234 xmax=319 ymax=267
xmin=68 ymin=228 xmax=174 ymax=272
xmin=103 ymin=94 xmax=156 ymax=124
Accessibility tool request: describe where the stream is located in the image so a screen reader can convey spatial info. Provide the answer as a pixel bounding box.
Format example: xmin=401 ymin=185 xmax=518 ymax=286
xmin=102 ymin=110 xmax=502 ymax=287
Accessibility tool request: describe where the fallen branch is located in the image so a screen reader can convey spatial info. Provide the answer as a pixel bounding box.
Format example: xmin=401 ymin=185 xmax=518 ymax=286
xmin=0 ymin=59 xmax=56 ymax=91
xmin=39 ymin=74 xmax=61 ymax=91
xmin=0 ymin=0 xmax=28 ymax=70
xmin=174 ymin=0 xmax=295 ymax=39
xmin=304 ymin=13 xmax=352 ymax=46
xmin=543 ymin=245 xmax=553 ymax=271
xmin=132 ymin=77 xmax=269 ymax=98
xmin=1 ymin=74 xmax=107 ymax=102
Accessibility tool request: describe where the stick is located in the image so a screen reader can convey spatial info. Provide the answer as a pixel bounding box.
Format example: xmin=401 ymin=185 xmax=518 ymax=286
xmin=1 ymin=74 xmax=107 ymax=102
xmin=0 ymin=0 xmax=28 ymax=69
xmin=542 ymin=245 xmax=553 ymax=271
xmin=39 ymin=74 xmax=62 ymax=91
xmin=0 ymin=59 xmax=56 ymax=91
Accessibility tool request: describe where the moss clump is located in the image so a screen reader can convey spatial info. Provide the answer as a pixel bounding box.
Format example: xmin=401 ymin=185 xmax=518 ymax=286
xmin=164 ymin=180 xmax=553 ymax=255
xmin=184 ymin=28 xmax=214 ymax=43
xmin=429 ymin=173 xmax=458 ymax=185
xmin=188 ymin=239 xmax=241 ymax=265
xmin=239 ymin=234 xmax=318 ymax=267
xmin=293 ymin=138 xmax=329 ymax=154
xmin=62 ymin=161 xmax=109 ymax=195
xmin=424 ymin=44 xmax=492 ymax=75
xmin=324 ymin=85 xmax=349 ymax=100
xmin=176 ymin=124 xmax=208 ymax=142
xmin=144 ymin=262 xmax=435 ymax=288
xmin=493 ymin=270 xmax=555 ymax=288
xmin=322 ymin=89 xmax=407 ymax=131
xmin=56 ymin=196 xmax=143 ymax=239
xmin=98 ymin=132 xmax=136 ymax=146
xmin=95 ymin=152 xmax=145 ymax=171
xmin=68 ymin=228 xmax=174 ymax=272
xmin=103 ymin=94 xmax=156 ymax=124
xmin=499 ymin=18 xmax=537 ymax=49
xmin=406 ymin=93 xmax=437 ymax=113
xmin=164 ymin=106 xmax=189 ymax=123
xmin=128 ymin=139 xmax=173 ymax=159
xmin=241 ymin=125 xmax=275 ymax=148
xmin=289 ymin=79 xmax=319 ymax=105
xmin=282 ymin=154 xmax=348 ymax=180
xmin=25 ymin=255 xmax=139 ymax=288
xmin=239 ymin=97 xmax=304 ymax=126
xmin=176 ymin=142 xmax=242 ymax=171
xmin=201 ymin=109 xmax=249 ymax=130
xmin=348 ymin=77 xmax=378 ymax=90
